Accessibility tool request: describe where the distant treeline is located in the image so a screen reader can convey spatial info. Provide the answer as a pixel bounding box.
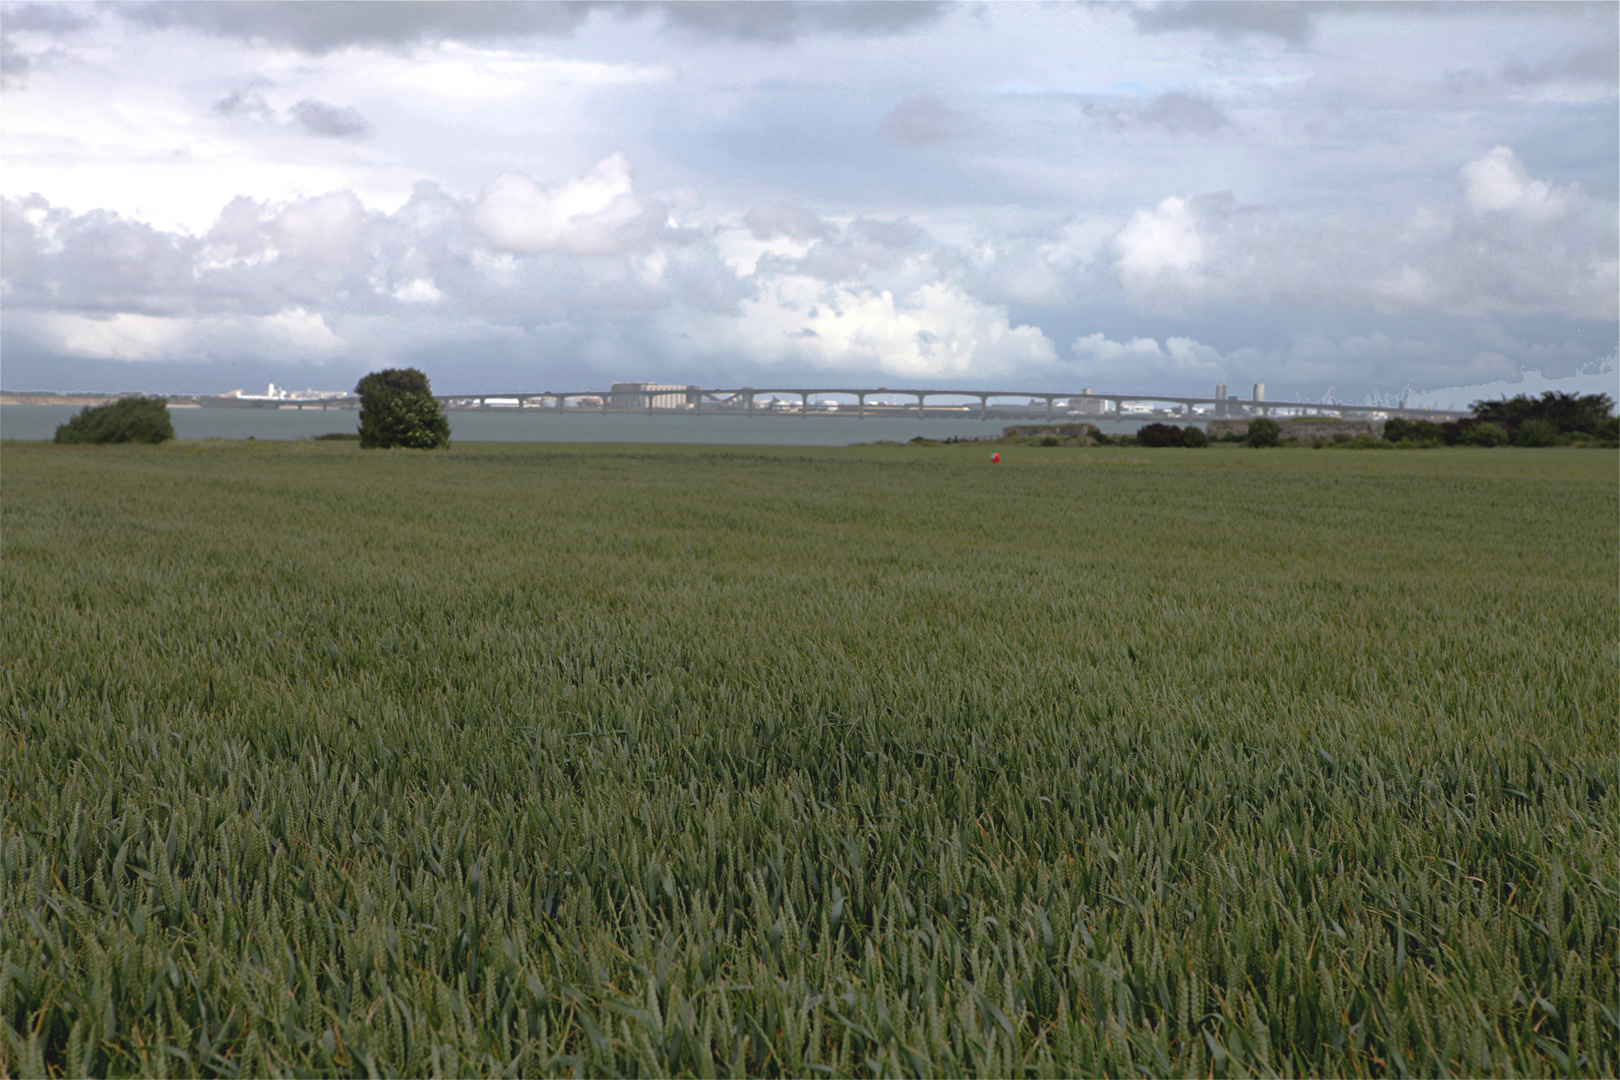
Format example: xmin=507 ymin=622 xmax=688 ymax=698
xmin=966 ymin=391 xmax=1617 ymax=450
xmin=1397 ymin=390 xmax=1619 ymax=448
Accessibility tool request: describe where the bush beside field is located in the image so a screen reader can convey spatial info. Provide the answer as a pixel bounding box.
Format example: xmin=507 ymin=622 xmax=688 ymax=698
xmin=3 ymin=444 xmax=1616 ymax=1077
xmin=52 ymin=396 xmax=174 ymax=444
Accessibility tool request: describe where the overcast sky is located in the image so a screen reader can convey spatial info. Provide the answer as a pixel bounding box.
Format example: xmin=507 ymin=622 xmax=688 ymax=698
xmin=3 ymin=1 xmax=1616 ymax=401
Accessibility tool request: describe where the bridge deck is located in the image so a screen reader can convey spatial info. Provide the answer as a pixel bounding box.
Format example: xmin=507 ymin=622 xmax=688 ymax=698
xmin=428 ymin=387 xmax=1465 ymax=421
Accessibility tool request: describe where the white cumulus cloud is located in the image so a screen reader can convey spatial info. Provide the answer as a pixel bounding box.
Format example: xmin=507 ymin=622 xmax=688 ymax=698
xmin=1111 ymin=196 xmax=1209 ymax=303
xmin=32 ymin=307 xmax=345 ymax=363
xmin=393 ymin=278 xmax=443 ymax=303
xmin=470 ymin=154 xmax=645 ymax=256
xmin=667 ymin=276 xmax=1056 ymax=378
xmin=1070 ymin=332 xmax=1222 ymax=375
xmin=1459 ymin=146 xmax=1586 ymax=224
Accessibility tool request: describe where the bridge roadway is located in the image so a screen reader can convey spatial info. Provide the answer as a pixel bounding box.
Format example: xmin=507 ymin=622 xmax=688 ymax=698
xmin=435 ymin=387 xmax=1467 ymax=422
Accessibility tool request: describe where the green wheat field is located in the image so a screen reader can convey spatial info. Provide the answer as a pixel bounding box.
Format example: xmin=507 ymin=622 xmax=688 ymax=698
xmin=3 ymin=440 xmax=1616 ymax=1077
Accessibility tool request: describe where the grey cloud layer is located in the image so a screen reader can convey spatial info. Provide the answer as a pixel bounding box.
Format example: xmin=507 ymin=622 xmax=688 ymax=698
xmin=1138 ymin=92 xmax=1226 ymax=134
xmin=102 ymin=0 xmax=946 ymax=52
xmin=646 ymin=2 xmax=947 ymax=44
xmin=4 ymin=138 xmax=1609 ymax=392
xmin=880 ymin=95 xmax=969 ymax=148
xmin=1128 ymin=1 xmax=1315 ymax=47
xmin=112 ymin=1 xmax=569 ymax=52
xmin=1083 ymin=91 xmax=1229 ymax=134
xmin=289 ymin=99 xmax=371 ymax=138
xmin=1502 ymin=40 xmax=1619 ymax=87
xmin=1 ymin=1 xmax=1614 ymax=397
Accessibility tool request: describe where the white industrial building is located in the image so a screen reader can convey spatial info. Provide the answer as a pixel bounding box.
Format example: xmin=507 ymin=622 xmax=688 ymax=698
xmin=609 ymin=382 xmax=699 ymax=409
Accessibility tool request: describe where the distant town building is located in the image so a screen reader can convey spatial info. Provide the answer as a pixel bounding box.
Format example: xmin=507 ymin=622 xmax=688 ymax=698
xmin=225 ymin=383 xmax=347 ymax=402
xmin=1252 ymin=382 xmax=1266 ymax=402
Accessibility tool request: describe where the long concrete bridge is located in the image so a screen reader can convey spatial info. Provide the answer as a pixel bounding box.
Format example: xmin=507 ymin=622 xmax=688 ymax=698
xmin=434 ymin=385 xmax=1467 ymax=421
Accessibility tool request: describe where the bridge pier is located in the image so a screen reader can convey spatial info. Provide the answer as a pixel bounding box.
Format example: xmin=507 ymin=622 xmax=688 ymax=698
xmin=802 ymin=393 xmax=810 ymax=416
xmin=856 ymin=393 xmax=865 ymax=418
xmin=917 ymin=393 xmax=927 ymax=418
xmin=979 ymin=395 xmax=989 ymax=420
xmin=1046 ymin=396 xmax=1055 ymax=421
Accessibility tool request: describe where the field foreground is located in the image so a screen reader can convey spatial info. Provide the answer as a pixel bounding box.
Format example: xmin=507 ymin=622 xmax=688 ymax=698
xmin=3 ymin=441 xmax=1616 ymax=1077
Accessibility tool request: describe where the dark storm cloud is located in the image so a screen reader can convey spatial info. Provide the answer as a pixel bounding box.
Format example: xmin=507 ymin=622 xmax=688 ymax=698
xmin=110 ymin=1 xmax=948 ymax=54
xmin=879 ymin=94 xmax=967 ymax=147
xmin=1138 ymin=91 xmax=1227 ymax=133
xmin=1129 ymin=1 xmax=1314 ymax=48
xmin=289 ymin=99 xmax=371 ymax=139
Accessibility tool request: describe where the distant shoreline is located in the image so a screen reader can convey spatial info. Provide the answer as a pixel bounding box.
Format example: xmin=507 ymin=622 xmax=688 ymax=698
xmin=0 ymin=392 xmax=356 ymax=409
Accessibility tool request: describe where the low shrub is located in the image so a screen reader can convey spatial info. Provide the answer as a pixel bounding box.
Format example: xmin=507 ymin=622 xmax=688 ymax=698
xmin=1439 ymin=418 xmax=1475 ymax=445
xmin=1136 ymin=423 xmax=1184 ymax=448
xmin=313 ymin=432 xmax=361 ymax=441
xmin=1383 ymin=418 xmax=1445 ymax=445
xmin=1513 ymin=417 xmax=1559 ymax=447
xmin=1181 ymin=425 xmax=1209 ymax=448
xmin=1459 ymin=421 xmax=1509 ymax=447
xmin=1246 ymin=417 xmax=1281 ymax=448
xmin=53 ymin=396 xmax=174 ymax=444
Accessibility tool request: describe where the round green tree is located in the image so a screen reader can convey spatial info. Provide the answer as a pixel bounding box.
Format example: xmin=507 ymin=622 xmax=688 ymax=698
xmin=355 ymin=368 xmax=451 ymax=449
xmin=1245 ymin=417 xmax=1281 ymax=448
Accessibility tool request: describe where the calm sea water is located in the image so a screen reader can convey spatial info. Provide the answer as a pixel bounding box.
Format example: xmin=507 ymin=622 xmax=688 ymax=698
xmin=2 ymin=405 xmax=1151 ymax=445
